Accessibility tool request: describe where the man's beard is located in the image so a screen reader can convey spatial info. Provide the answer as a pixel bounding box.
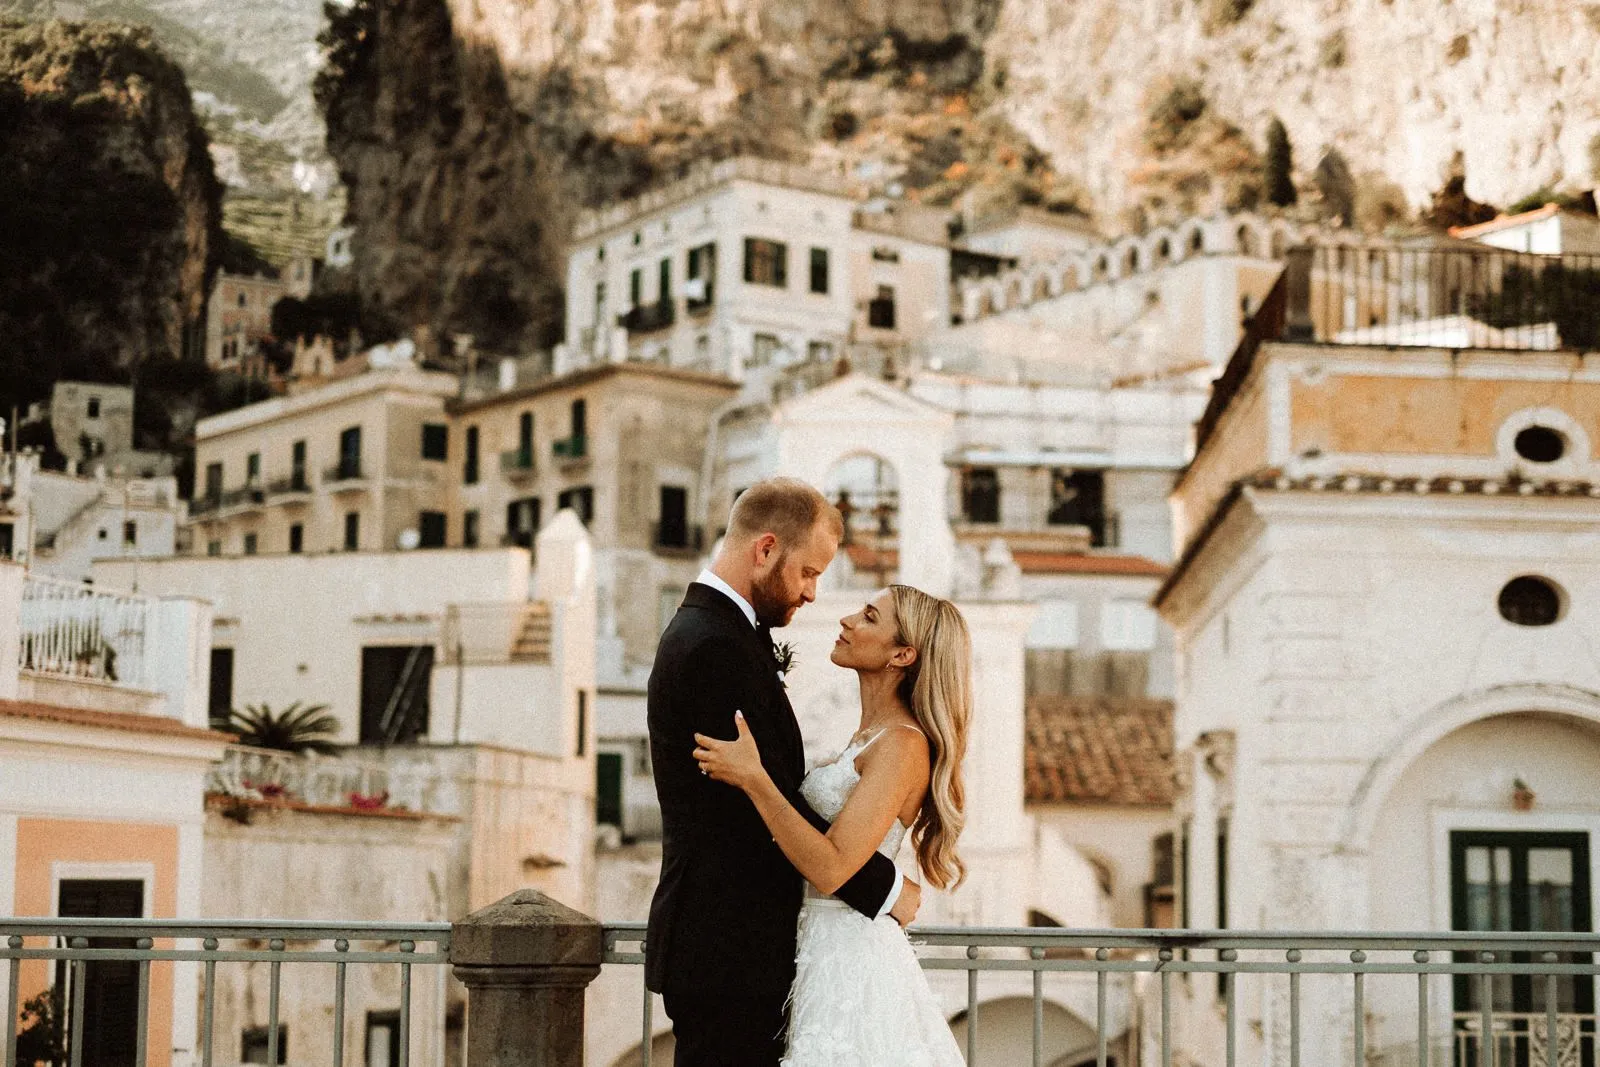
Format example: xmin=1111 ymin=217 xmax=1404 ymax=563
xmin=750 ymin=552 xmax=798 ymax=627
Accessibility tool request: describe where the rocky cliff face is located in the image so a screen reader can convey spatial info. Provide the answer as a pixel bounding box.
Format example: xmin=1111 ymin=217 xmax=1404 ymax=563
xmin=989 ymin=0 xmax=1600 ymax=219
xmin=0 ymin=19 xmax=222 ymax=421
xmin=318 ymin=0 xmax=1600 ymax=349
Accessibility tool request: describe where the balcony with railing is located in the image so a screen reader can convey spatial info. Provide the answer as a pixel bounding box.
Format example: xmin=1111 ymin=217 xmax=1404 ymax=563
xmin=5 ymin=903 xmax=1597 ymax=1067
xmin=499 ymin=447 xmax=537 ymax=481
xmin=17 ymin=573 xmax=152 ymax=690
xmin=265 ymin=472 xmax=312 ymax=503
xmin=552 ymin=435 xmax=588 ymax=464
xmin=206 ymin=744 xmax=465 ymax=818
xmin=1281 ymin=243 xmax=1600 ymax=352
xmin=323 ymin=459 xmax=367 ymax=490
xmin=618 ymin=299 xmax=676 ymax=335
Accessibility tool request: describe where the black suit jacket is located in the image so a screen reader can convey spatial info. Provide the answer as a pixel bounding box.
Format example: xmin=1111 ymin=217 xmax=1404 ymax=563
xmin=645 ymin=582 xmax=898 ymax=998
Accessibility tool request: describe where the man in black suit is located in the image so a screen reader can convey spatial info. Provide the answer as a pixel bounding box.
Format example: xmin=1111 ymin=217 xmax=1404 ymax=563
xmin=646 ymin=477 xmax=921 ymax=1065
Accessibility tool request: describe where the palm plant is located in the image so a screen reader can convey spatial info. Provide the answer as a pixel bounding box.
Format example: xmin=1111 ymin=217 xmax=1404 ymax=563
xmin=227 ymin=701 xmax=341 ymax=755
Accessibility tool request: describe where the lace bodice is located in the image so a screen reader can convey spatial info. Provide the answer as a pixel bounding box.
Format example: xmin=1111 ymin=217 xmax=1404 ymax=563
xmin=799 ymin=729 xmax=910 ymax=862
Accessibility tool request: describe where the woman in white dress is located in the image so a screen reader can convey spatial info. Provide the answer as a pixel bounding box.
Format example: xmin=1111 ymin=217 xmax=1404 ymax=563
xmin=694 ymin=584 xmax=971 ymax=1066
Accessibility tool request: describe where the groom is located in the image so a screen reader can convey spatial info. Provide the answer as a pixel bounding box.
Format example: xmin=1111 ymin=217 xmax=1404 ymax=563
xmin=646 ymin=477 xmax=921 ymax=1065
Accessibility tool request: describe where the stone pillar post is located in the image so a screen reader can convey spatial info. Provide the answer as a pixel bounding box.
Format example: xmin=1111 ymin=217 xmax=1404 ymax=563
xmin=451 ymin=890 xmax=603 ymax=1066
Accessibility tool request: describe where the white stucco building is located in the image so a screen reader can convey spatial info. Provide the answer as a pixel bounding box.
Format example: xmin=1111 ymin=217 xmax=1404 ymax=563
xmin=1157 ymin=323 xmax=1600 ymax=1063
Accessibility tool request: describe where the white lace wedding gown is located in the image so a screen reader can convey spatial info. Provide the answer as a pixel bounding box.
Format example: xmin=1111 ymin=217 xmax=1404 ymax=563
xmin=782 ymin=729 xmax=965 ymax=1067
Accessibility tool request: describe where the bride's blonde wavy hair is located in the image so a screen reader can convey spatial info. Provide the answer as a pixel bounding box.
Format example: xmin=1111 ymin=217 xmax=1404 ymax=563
xmin=889 ymin=585 xmax=972 ymax=891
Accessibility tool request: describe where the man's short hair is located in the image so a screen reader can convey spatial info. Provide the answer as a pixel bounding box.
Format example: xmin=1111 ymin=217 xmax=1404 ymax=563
xmin=727 ymin=478 xmax=843 ymax=547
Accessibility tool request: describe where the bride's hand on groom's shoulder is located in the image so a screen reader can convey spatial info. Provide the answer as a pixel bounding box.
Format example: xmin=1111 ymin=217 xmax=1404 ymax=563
xmin=693 ymin=711 xmax=766 ymax=792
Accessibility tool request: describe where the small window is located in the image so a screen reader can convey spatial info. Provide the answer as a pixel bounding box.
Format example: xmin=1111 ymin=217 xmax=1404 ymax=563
xmin=344 ymin=512 xmax=360 ymax=551
xmin=204 ymin=462 xmax=224 ymax=501
xmin=743 ymin=238 xmax=788 ymax=287
xmin=246 ymin=452 xmax=261 ymax=484
xmin=505 ymin=497 xmax=541 ymax=548
xmin=206 ymin=540 xmax=222 ymax=557
xmin=209 ymin=648 xmax=234 ymax=728
xmin=242 ymin=533 xmax=258 ymax=556
xmin=570 ymin=398 xmax=587 ymax=438
xmin=463 ymin=510 xmax=480 ymax=548
xmin=867 ymin=286 xmax=896 ymax=330
xmin=576 ymin=690 xmax=588 ymax=757
xmin=807 ymin=340 xmax=835 ymax=364
xmin=289 ymin=524 xmax=304 ymax=554
xmin=123 ymin=520 xmax=137 ymax=546
xmin=1514 ymin=426 xmax=1566 ymax=464
xmin=86 ymin=397 xmax=101 ymax=418
xmin=464 ymin=426 xmax=480 ymax=484
xmin=658 ymin=257 xmax=671 ymax=303
xmin=596 ymin=751 xmax=624 ymax=828
xmin=557 ymin=486 xmax=594 ymax=526
xmin=657 ymin=486 xmax=689 ymax=548
xmin=629 ymin=268 xmax=643 ymax=308
xmin=809 ymin=248 xmax=829 ymax=294
xmin=366 ymin=1011 xmax=400 ymax=1067
xmin=961 ymin=467 xmax=1000 ymax=524
xmin=98 ymin=527 xmax=108 ymax=541
xmin=871 ymin=245 xmax=901 ymax=264
xmin=1498 ymin=576 xmax=1564 ymax=627
xmin=421 ymin=424 xmax=448 ymax=461
xmin=240 ymin=1026 xmax=287 ymax=1064
xmin=238 ymin=292 xmax=249 ymax=309
xmin=419 ymin=511 xmax=447 ymax=548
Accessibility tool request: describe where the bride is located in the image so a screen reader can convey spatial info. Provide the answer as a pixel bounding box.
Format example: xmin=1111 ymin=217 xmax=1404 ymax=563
xmin=694 ymin=584 xmax=970 ymax=1066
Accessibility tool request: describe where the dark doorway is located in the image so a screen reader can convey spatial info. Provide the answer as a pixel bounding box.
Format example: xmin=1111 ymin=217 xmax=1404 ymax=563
xmin=1451 ymin=830 xmax=1594 ymax=1067
xmin=359 ymin=646 xmax=433 ymax=743
xmin=57 ymin=878 xmax=143 ymax=1067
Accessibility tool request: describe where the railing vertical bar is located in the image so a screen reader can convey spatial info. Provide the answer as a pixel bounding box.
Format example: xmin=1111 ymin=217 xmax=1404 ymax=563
xmin=642 ymin=972 xmax=653 ymax=1067
xmin=333 ymin=946 xmax=347 ymax=1067
xmin=1096 ymin=964 xmax=1109 ymax=1067
xmin=201 ymin=950 xmax=216 ymax=1067
xmin=1545 ymin=964 xmax=1559 ymax=1067
xmin=1417 ymin=951 xmax=1431 ymax=1067
xmin=133 ymin=943 xmax=151 ymax=1067
xmin=5 ymin=941 xmax=20 ymax=1067
xmin=267 ymin=942 xmax=282 ymax=1067
xmin=1289 ymin=966 xmax=1301 ymax=1067
xmin=1031 ymin=949 xmax=1043 ymax=1067
xmin=966 ymin=947 xmax=979 ymax=1066
xmin=398 ymin=944 xmax=413 ymax=1067
xmin=1160 ymin=962 xmax=1172 ymax=1067
xmin=1353 ymin=968 xmax=1365 ymax=1067
xmin=68 ymin=954 xmax=86 ymax=1067
xmin=1480 ymin=963 xmax=1495 ymax=1067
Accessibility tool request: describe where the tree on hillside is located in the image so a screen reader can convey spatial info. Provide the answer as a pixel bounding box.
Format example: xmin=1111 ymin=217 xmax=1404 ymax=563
xmin=1264 ymin=117 xmax=1297 ymax=207
xmin=1312 ymin=148 xmax=1355 ymax=226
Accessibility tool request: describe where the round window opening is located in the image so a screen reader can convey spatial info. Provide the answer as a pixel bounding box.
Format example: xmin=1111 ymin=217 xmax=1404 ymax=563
xmin=1513 ymin=425 xmax=1566 ymax=463
xmin=1497 ymin=576 xmax=1564 ymax=627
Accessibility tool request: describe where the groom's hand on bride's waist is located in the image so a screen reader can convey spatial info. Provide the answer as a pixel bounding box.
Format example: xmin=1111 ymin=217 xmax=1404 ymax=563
xmin=889 ymin=877 xmax=921 ymax=928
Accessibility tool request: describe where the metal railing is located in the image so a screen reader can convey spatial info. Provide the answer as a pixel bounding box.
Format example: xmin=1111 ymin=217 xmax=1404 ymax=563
xmin=323 ymin=460 xmax=364 ymax=484
xmin=17 ymin=574 xmax=151 ymax=688
xmin=618 ymin=300 xmax=675 ymax=334
xmin=499 ymin=448 xmax=536 ymax=478
xmin=206 ymin=744 xmax=463 ymax=815
xmin=266 ymin=473 xmax=311 ymax=497
xmin=601 ymin=925 xmax=1600 ymax=1067
xmin=552 ymin=434 xmax=588 ymax=461
xmin=0 ymin=917 xmax=450 ymax=1067
xmin=1283 ymin=244 xmax=1600 ymax=352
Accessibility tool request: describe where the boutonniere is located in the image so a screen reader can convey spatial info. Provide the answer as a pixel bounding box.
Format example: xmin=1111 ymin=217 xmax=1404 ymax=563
xmin=772 ymin=640 xmax=796 ymax=686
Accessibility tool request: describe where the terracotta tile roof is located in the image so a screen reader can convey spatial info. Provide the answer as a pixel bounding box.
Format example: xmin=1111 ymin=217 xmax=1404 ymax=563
xmin=1025 ymin=696 xmax=1174 ymax=806
xmin=0 ymin=698 xmax=235 ymax=744
xmin=844 ymin=544 xmax=1168 ymax=577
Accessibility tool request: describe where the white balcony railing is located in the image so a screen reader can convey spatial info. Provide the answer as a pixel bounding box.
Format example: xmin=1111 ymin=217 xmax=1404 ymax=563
xmin=17 ymin=574 xmax=152 ymax=689
xmin=207 ymin=745 xmax=464 ymax=816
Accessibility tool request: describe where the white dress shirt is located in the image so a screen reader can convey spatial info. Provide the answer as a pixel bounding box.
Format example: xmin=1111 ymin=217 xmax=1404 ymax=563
xmin=693 ymin=569 xmax=905 ymax=919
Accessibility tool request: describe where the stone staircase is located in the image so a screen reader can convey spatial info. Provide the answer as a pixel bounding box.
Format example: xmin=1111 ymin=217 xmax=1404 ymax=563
xmin=510 ymin=602 xmax=552 ymax=662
